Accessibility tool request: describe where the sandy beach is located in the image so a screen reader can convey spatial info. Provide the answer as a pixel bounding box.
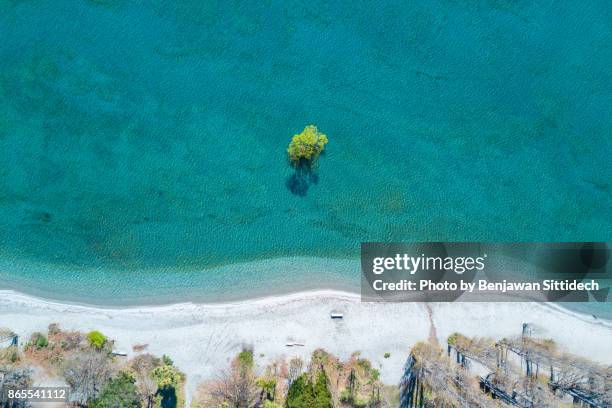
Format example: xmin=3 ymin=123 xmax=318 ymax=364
xmin=1 ymin=290 xmax=611 ymax=404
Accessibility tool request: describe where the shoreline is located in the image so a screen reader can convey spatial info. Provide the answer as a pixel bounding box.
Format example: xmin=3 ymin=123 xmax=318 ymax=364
xmin=0 ymin=288 xmax=363 ymax=312
xmin=1 ymin=287 xmax=610 ymax=328
xmin=2 ymin=254 xmax=609 ymax=319
xmin=0 ymin=256 xmax=361 ymax=306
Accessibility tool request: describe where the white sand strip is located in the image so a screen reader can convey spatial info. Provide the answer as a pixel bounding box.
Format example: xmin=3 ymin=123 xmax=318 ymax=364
xmin=0 ymin=290 xmax=610 ymax=404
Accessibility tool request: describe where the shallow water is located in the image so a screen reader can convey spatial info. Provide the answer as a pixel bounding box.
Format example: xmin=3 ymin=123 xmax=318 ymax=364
xmin=0 ymin=1 xmax=610 ymax=305
xmin=0 ymin=256 xmax=360 ymax=306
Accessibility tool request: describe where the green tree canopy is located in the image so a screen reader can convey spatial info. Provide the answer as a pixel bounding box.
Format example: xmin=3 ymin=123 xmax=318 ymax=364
xmin=313 ymin=371 xmax=333 ymax=408
xmin=90 ymin=371 xmax=141 ymax=408
xmin=285 ymin=371 xmax=332 ymax=408
xmin=151 ymin=364 xmax=183 ymax=389
xmin=285 ymin=374 xmax=314 ymax=408
xmin=287 ymin=125 xmax=328 ymax=164
xmin=87 ymin=330 xmax=107 ymax=350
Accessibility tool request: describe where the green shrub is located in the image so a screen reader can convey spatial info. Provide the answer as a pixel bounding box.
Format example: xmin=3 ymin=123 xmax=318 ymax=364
xmin=447 ymin=332 xmax=460 ymax=346
xmin=238 ymin=349 xmax=254 ymax=369
xmin=87 ymin=330 xmax=106 ymax=349
xmin=384 ymin=352 xmax=391 ymax=359
xmin=257 ymin=377 xmax=277 ymax=401
xmin=30 ymin=332 xmax=48 ymax=349
xmin=36 ymin=336 xmax=48 ymax=348
xmin=162 ymin=354 xmax=174 ymax=366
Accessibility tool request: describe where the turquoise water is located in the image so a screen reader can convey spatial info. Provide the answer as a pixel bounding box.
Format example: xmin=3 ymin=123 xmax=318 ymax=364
xmin=0 ymin=1 xmax=610 ymax=305
xmin=0 ymin=256 xmax=360 ymax=305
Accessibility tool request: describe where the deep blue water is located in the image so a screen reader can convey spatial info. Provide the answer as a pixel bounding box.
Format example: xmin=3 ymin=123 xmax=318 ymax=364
xmin=0 ymin=1 xmax=610 ymax=304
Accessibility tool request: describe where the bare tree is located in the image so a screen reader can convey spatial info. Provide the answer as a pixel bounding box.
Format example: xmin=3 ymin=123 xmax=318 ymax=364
xmin=195 ymin=358 xmax=258 ymax=408
xmin=287 ymin=357 xmax=303 ymax=386
xmin=130 ymin=354 xmax=159 ymax=408
xmin=401 ymin=341 xmax=499 ymax=408
xmin=0 ymin=365 xmax=32 ymax=408
xmin=62 ymin=350 xmax=113 ymax=406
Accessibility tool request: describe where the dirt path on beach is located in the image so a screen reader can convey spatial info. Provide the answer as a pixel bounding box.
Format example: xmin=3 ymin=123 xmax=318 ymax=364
xmin=424 ymin=303 xmax=437 ymax=343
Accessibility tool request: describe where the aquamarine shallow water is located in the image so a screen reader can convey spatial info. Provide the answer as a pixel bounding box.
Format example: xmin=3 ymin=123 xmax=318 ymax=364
xmin=0 ymin=1 xmax=610 ymax=305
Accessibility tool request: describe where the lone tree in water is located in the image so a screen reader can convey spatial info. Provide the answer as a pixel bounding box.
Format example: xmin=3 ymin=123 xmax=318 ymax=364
xmin=287 ymin=125 xmax=328 ymax=166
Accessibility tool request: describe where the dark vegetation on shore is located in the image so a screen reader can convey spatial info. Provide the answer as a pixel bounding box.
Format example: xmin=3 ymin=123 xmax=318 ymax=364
xmin=2 ymin=324 xmax=611 ymax=407
xmin=401 ymin=325 xmax=612 ymax=408
xmin=192 ymin=347 xmax=398 ymax=408
xmin=0 ymin=325 xmax=185 ymax=408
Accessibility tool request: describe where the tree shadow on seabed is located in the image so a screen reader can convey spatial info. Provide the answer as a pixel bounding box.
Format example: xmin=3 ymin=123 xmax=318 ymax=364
xmin=285 ymin=161 xmax=319 ymax=197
